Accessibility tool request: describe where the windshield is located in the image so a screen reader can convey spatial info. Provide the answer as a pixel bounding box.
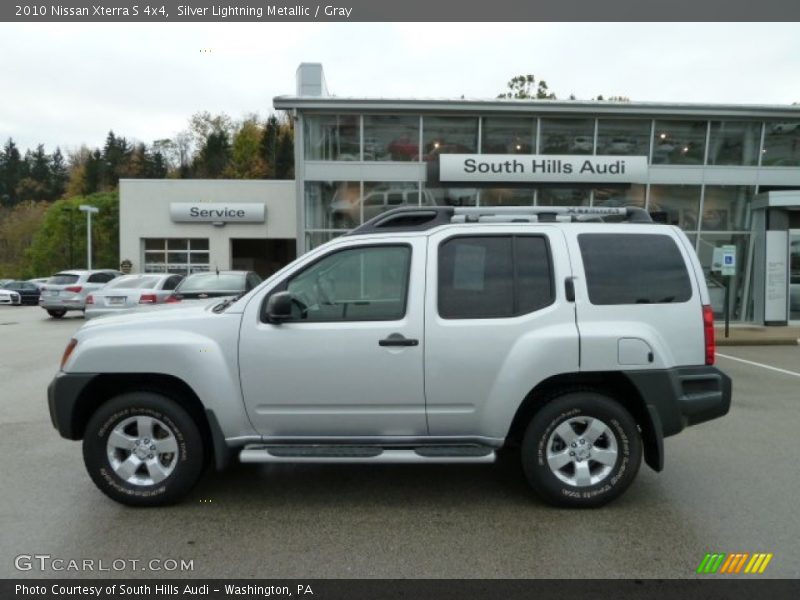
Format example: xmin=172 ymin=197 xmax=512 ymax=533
xmin=177 ymin=273 xmax=244 ymax=292
xmin=106 ymin=275 xmax=160 ymax=290
xmin=47 ymin=274 xmax=79 ymax=285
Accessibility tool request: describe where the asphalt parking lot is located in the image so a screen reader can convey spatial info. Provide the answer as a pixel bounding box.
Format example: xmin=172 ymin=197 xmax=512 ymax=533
xmin=1 ymin=305 xmax=798 ymax=579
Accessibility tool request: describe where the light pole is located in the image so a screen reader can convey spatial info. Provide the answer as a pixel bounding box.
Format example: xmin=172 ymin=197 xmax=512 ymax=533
xmin=78 ymin=205 xmax=99 ymax=269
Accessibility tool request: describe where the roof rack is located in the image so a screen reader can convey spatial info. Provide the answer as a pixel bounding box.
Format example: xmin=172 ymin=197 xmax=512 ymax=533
xmin=348 ymin=205 xmax=652 ymax=235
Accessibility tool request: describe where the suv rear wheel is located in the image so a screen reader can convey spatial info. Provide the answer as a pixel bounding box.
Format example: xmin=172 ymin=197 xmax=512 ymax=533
xmin=82 ymin=391 xmax=205 ymax=507
xmin=521 ymin=391 xmax=642 ymax=508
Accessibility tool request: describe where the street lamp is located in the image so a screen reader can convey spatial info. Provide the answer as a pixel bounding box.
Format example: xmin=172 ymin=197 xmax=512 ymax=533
xmin=78 ymin=205 xmax=99 ymax=269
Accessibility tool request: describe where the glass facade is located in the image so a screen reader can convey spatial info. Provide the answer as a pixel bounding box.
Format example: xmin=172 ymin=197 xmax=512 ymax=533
xmin=297 ymin=110 xmax=800 ymax=321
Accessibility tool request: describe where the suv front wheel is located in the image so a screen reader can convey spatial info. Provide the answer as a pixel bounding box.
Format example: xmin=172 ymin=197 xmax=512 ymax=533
xmin=521 ymin=391 xmax=642 ymax=508
xmin=82 ymin=391 xmax=205 ymax=507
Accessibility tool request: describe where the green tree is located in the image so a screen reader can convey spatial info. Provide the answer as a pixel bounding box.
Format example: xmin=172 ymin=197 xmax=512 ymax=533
xmin=274 ymin=125 xmax=294 ymax=179
xmin=50 ymin=148 xmax=68 ymax=199
xmin=228 ymin=117 xmax=266 ymax=178
xmin=261 ymin=114 xmax=280 ymax=177
xmin=498 ymin=74 xmax=557 ymax=100
xmin=0 ymin=201 xmax=48 ymax=277
xmin=26 ymin=191 xmax=119 ymax=275
xmin=194 ymin=130 xmax=232 ymax=178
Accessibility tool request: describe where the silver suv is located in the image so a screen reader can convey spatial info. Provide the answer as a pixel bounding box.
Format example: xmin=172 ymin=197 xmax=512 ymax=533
xmin=40 ymin=269 xmax=122 ymax=318
xmin=48 ymin=207 xmax=731 ymax=508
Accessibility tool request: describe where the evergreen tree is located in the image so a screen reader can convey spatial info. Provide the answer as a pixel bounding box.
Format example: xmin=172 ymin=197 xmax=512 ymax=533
xmin=0 ymin=139 xmax=24 ymax=206
xmin=50 ymin=148 xmax=68 ymax=199
xmin=275 ymin=128 xmax=294 ymax=179
xmin=195 ymin=130 xmax=232 ymax=178
xmin=261 ymin=114 xmax=280 ymax=177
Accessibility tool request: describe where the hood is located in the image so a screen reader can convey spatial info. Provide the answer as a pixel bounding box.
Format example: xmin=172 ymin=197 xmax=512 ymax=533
xmin=79 ymin=297 xmax=223 ymax=332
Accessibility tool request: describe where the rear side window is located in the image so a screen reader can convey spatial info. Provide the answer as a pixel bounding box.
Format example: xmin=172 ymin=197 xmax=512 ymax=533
xmin=578 ymin=233 xmax=692 ymax=305
xmin=438 ymin=235 xmax=554 ymax=319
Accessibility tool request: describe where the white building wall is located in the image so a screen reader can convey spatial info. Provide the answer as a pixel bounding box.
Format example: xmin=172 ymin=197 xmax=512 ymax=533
xmin=119 ymin=179 xmax=296 ymax=273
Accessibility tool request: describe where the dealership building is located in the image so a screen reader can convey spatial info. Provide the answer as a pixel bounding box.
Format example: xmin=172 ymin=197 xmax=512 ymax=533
xmin=120 ymin=63 xmax=800 ymax=323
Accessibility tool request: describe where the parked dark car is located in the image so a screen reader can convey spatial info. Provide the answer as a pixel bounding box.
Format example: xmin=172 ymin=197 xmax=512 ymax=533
xmin=1 ymin=280 xmax=41 ymax=305
xmin=167 ymin=270 xmax=262 ymax=302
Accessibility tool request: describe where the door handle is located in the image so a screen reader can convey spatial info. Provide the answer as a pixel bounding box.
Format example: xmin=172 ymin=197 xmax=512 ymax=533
xmin=564 ymin=276 xmax=576 ymax=302
xmin=379 ymin=333 xmax=419 ymax=347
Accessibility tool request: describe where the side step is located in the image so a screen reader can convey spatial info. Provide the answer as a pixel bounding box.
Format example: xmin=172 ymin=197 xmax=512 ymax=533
xmin=239 ymin=444 xmax=496 ymax=464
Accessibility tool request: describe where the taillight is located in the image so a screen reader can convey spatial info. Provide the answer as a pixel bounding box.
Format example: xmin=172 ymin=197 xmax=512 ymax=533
xmin=703 ymin=304 xmax=715 ymax=365
xmin=85 ymin=294 xmax=94 ymax=305
xmin=60 ymin=339 xmax=77 ymax=370
xmin=165 ymin=295 xmax=181 ymax=303
xmin=139 ymin=293 xmax=157 ymax=304
xmin=65 ymin=286 xmax=82 ymax=293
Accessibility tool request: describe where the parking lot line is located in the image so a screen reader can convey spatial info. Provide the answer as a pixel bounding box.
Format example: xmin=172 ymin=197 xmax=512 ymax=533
xmin=716 ymin=352 xmax=800 ymax=378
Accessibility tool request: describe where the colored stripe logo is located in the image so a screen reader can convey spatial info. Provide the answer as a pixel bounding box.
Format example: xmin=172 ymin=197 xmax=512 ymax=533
xmin=696 ymin=552 xmax=773 ymax=574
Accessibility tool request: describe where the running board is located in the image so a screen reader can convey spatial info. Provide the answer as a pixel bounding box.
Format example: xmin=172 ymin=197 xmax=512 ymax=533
xmin=239 ymin=444 xmax=496 ymax=464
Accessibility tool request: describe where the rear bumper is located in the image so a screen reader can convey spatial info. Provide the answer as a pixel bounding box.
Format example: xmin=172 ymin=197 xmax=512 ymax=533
xmin=48 ymin=372 xmax=98 ymax=439
xmin=40 ymin=298 xmax=84 ymax=310
xmin=625 ymin=365 xmax=732 ymax=438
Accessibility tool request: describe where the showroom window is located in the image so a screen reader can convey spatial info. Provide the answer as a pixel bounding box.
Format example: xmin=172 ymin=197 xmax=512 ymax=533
xmin=305 ymin=181 xmax=361 ymax=230
xmin=361 ymin=182 xmax=421 ymax=222
xmin=363 ymin=115 xmax=420 ymax=161
xmin=539 ymin=118 xmax=595 ymax=155
xmin=596 ymin=119 xmax=652 ymax=158
xmin=648 ymin=185 xmax=702 ymax=231
xmin=707 ymin=121 xmax=761 ymax=166
xmin=652 ymin=120 xmax=707 ymax=165
xmin=761 ymin=121 xmax=800 ymax=166
xmin=143 ymin=239 xmax=210 ymax=274
xmin=481 ymin=117 xmax=537 ymax=154
xmin=538 ymin=187 xmax=591 ymax=207
xmin=421 ymin=116 xmax=478 ymax=161
xmin=701 ymin=186 xmax=755 ymax=231
xmin=304 ymin=114 xmax=360 ymax=161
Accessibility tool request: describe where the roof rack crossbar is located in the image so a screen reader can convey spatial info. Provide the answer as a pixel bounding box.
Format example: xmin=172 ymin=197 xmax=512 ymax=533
xmin=348 ymin=205 xmax=651 ymax=236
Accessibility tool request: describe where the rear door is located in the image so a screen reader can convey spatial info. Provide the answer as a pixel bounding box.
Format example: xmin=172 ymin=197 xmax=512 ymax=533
xmin=424 ymin=225 xmax=579 ymax=438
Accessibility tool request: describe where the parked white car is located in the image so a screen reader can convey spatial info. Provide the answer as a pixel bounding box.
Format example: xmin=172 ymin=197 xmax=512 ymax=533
xmin=39 ymin=269 xmax=122 ymax=318
xmin=84 ymin=273 xmax=185 ymax=320
xmin=0 ymin=288 xmax=21 ymax=305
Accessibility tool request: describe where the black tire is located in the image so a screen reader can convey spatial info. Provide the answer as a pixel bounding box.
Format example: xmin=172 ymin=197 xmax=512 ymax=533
xmin=521 ymin=391 xmax=642 ymax=508
xmin=82 ymin=391 xmax=205 ymax=507
xmin=47 ymin=309 xmax=66 ymax=318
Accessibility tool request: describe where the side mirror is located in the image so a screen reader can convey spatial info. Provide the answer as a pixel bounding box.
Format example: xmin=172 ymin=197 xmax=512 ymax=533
xmin=265 ymin=291 xmax=293 ymax=323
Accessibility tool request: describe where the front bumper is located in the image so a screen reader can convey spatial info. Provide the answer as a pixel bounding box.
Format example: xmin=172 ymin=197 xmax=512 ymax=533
xmin=48 ymin=372 xmax=98 ymax=439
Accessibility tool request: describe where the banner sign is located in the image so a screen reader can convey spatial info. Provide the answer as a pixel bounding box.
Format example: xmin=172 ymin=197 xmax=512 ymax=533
xmin=439 ymin=154 xmax=648 ymax=184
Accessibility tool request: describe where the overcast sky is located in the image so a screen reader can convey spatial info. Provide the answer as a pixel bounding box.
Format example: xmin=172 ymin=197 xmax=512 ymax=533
xmin=1 ymin=22 xmax=799 ymax=154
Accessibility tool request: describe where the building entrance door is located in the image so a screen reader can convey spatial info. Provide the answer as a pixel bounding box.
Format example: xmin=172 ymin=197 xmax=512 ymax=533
xmin=791 ymin=230 xmax=800 ymax=322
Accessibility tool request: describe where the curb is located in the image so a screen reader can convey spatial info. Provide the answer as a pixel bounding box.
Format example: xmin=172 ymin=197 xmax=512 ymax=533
xmin=716 ymin=338 xmax=799 ymax=347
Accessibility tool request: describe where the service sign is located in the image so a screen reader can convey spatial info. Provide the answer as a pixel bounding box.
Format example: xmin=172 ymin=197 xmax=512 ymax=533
xmin=439 ymin=154 xmax=649 ymax=184
xmin=170 ymin=203 xmax=265 ymax=223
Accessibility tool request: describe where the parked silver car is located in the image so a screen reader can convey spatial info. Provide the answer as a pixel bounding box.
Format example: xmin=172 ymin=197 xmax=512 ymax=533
xmin=39 ymin=269 xmax=122 ymax=318
xmin=84 ymin=273 xmax=185 ymax=320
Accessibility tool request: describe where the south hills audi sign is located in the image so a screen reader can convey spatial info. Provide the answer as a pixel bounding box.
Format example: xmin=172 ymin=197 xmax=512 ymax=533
xmin=439 ymin=154 xmax=648 ymax=184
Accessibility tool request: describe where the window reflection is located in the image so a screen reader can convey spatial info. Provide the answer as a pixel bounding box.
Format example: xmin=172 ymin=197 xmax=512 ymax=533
xmin=593 ymin=184 xmax=646 ymax=208
xmin=648 ymin=184 xmax=701 ymax=230
xmin=596 ymin=119 xmax=651 ymax=158
xmin=361 ymin=182 xmax=422 ymax=221
xmin=762 ymin=121 xmax=800 ymax=166
xmin=708 ymin=122 xmax=761 ymax=166
xmin=304 ymin=115 xmax=360 ymax=161
xmin=540 ymin=118 xmax=594 ymax=155
xmin=481 ymin=117 xmax=536 ymax=154
xmin=363 ymin=115 xmax=419 ymax=161
xmin=652 ymin=121 xmax=707 ymax=165
xmin=701 ymin=186 xmax=754 ymax=231
xmin=480 ymin=188 xmax=535 ymax=206
xmin=537 ymin=187 xmax=591 ymax=206
xmin=305 ymin=181 xmax=360 ymax=229
xmin=421 ymin=116 xmax=478 ymax=161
